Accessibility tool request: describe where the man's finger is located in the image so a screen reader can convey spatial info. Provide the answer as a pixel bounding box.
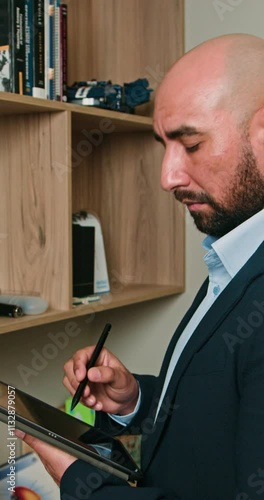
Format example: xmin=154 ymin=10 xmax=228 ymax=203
xmin=15 ymin=430 xmax=49 ymax=454
xmin=87 ymin=366 xmax=128 ymax=390
xmin=15 ymin=429 xmax=26 ymax=440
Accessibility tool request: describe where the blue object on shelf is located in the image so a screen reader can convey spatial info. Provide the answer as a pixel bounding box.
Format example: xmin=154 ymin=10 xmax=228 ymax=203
xmin=67 ymin=78 xmax=153 ymax=113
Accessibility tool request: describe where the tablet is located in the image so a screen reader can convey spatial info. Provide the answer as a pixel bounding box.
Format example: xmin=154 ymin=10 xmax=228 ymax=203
xmin=0 ymin=380 xmax=142 ymax=483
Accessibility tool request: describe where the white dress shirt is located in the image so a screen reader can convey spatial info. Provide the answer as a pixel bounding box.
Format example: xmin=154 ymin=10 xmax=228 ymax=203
xmin=110 ymin=209 xmax=264 ymax=425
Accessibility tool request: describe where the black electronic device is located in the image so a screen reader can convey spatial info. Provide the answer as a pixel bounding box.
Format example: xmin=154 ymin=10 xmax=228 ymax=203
xmin=0 ymin=381 xmax=142 ymax=483
xmin=72 ymin=222 xmax=95 ymax=297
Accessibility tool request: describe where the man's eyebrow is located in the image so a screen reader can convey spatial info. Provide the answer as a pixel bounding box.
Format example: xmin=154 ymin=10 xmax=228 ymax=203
xmin=154 ymin=132 xmax=164 ymax=144
xmin=154 ymin=125 xmax=201 ymax=143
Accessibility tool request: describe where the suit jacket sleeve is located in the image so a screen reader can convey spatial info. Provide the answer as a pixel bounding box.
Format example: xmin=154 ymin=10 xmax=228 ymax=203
xmin=235 ymin=297 xmax=264 ymax=498
xmin=60 ymin=459 xmax=176 ymax=499
xmin=94 ymin=374 xmax=157 ymax=436
xmin=60 ymin=375 xmax=169 ymax=499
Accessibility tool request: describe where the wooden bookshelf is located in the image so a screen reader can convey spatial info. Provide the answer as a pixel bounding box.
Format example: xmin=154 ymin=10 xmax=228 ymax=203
xmin=0 ymin=284 xmax=182 ymax=335
xmin=0 ymin=0 xmax=185 ymax=335
xmin=0 ymin=92 xmax=153 ymax=131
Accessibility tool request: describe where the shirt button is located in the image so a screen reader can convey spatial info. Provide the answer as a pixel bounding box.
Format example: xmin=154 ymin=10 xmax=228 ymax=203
xmin=213 ymin=285 xmax=220 ymax=296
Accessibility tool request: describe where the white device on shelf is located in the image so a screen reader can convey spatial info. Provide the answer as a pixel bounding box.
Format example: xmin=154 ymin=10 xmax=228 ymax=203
xmin=72 ymin=212 xmax=110 ymax=295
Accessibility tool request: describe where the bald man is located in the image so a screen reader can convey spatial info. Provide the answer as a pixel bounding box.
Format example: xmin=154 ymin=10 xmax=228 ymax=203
xmin=18 ymin=34 xmax=264 ymax=500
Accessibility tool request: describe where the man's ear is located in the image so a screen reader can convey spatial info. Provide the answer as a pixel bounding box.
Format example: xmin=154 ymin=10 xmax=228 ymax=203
xmin=248 ymin=106 xmax=264 ymax=155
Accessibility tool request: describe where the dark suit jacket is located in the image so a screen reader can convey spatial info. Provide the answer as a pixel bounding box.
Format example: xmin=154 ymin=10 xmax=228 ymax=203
xmin=61 ymin=241 xmax=264 ymax=500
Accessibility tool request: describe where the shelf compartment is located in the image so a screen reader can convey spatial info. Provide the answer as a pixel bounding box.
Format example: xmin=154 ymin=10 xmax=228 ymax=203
xmin=71 ymin=131 xmax=185 ymax=290
xmin=0 ymin=111 xmax=72 ymax=311
xmin=0 ymin=284 xmax=183 ymax=334
xmin=0 ymin=92 xmax=153 ymax=133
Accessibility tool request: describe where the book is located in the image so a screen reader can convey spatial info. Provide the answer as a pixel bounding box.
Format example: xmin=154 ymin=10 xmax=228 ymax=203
xmin=44 ymin=0 xmax=55 ymax=99
xmin=0 ymin=0 xmax=67 ymax=99
xmin=54 ymin=0 xmax=61 ymax=100
xmin=25 ymin=0 xmax=33 ymax=95
xmin=60 ymin=2 xmax=67 ymax=101
xmin=0 ymin=44 xmax=11 ymax=92
xmin=12 ymin=0 xmax=25 ymax=94
xmin=32 ymin=0 xmax=45 ymax=98
xmin=0 ymin=452 xmax=60 ymax=499
xmin=0 ymin=0 xmax=25 ymax=94
xmin=0 ymin=0 xmax=11 ymax=93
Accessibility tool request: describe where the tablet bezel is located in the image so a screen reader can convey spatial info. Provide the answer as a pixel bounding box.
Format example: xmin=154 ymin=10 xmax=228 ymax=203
xmin=0 ymin=381 xmax=142 ymax=483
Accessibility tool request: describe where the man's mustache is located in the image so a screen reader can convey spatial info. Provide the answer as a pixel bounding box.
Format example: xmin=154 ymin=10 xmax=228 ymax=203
xmin=174 ymin=190 xmax=214 ymax=205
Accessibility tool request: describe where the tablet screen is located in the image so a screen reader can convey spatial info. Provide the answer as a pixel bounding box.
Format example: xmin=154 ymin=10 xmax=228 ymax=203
xmin=0 ymin=381 xmax=142 ymax=481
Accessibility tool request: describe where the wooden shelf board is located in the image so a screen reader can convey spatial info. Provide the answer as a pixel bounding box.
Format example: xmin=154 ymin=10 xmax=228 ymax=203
xmin=0 ymin=92 xmax=65 ymax=115
xmin=70 ymin=105 xmax=153 ymax=132
xmin=0 ymin=284 xmax=182 ymax=335
xmin=0 ymin=92 xmax=153 ymax=132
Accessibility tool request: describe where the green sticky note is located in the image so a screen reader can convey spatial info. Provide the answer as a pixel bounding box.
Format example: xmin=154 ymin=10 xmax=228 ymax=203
xmin=65 ymin=396 xmax=95 ymax=426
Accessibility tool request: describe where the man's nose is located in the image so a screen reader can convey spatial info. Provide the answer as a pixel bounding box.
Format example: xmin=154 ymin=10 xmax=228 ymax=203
xmin=160 ymin=146 xmax=191 ymax=192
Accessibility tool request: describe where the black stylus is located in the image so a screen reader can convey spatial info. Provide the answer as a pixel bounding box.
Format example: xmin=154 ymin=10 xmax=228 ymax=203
xmin=70 ymin=323 xmax=112 ymax=411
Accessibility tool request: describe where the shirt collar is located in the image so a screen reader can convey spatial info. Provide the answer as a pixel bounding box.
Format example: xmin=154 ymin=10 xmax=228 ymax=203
xmin=203 ymin=209 xmax=264 ymax=278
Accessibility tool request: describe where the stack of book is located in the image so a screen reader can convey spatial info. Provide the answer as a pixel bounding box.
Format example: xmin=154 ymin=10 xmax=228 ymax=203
xmin=0 ymin=0 xmax=67 ymax=100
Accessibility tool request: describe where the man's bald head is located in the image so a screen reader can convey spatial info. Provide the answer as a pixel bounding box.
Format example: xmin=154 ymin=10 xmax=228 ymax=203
xmin=154 ymin=34 xmax=264 ymax=237
xmin=156 ymin=34 xmax=264 ymax=128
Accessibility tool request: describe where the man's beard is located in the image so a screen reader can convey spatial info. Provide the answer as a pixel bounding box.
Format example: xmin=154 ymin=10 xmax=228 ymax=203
xmin=174 ymin=147 xmax=264 ymax=237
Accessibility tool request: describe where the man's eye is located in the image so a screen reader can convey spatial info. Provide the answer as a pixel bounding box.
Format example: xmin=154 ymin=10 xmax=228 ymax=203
xmin=185 ymin=143 xmax=200 ymax=153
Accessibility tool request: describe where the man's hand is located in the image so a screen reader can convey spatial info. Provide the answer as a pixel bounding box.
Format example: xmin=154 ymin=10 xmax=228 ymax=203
xmin=63 ymin=346 xmax=139 ymax=415
xmin=15 ymin=430 xmax=77 ymax=487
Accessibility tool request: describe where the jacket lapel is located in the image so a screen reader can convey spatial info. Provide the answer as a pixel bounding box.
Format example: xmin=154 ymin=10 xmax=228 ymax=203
xmin=142 ymin=242 xmax=264 ymax=470
xmin=152 ymin=278 xmax=209 ymax=405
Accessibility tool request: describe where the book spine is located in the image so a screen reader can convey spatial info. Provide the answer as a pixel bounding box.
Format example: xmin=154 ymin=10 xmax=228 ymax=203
xmin=24 ymin=0 xmax=33 ymax=95
xmin=11 ymin=0 xmax=25 ymax=94
xmin=60 ymin=3 xmax=67 ymax=101
xmin=0 ymin=0 xmax=12 ymax=93
xmin=44 ymin=0 xmax=48 ymax=98
xmin=47 ymin=0 xmax=54 ymax=99
xmin=54 ymin=0 xmax=61 ymax=100
xmin=33 ymin=0 xmax=45 ymax=98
